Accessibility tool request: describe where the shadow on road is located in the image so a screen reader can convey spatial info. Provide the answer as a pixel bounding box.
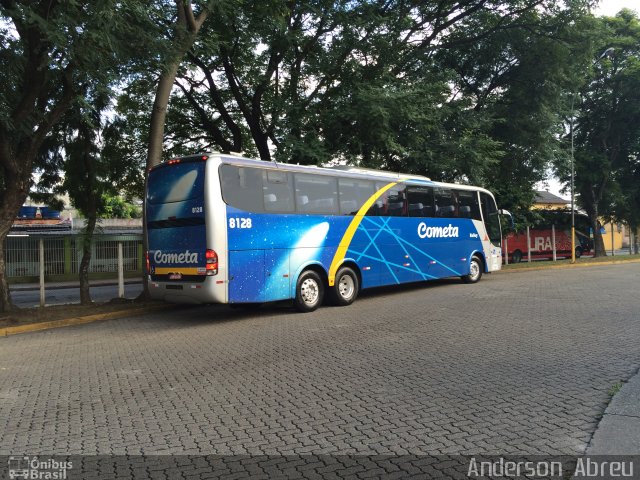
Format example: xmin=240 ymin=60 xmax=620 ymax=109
xmin=142 ymin=276 xmax=468 ymax=329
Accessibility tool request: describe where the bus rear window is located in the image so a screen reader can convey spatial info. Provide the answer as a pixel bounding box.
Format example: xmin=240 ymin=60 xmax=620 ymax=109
xmin=148 ymin=162 xmax=205 ymax=205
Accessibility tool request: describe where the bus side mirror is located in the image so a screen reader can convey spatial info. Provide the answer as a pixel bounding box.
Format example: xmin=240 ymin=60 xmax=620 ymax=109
xmin=499 ymin=209 xmax=514 ymax=229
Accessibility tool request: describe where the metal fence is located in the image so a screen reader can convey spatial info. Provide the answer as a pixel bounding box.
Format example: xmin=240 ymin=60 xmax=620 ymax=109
xmin=5 ymin=233 xmax=143 ymax=279
xmin=5 ymin=236 xmax=58 ymax=277
xmin=69 ymin=237 xmax=141 ymax=274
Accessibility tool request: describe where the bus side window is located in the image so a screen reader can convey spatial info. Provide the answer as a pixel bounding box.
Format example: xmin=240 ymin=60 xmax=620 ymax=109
xmin=263 ymin=170 xmax=295 ymax=213
xmin=220 ymin=165 xmax=265 ymax=212
xmin=407 ymin=186 xmax=434 ymax=217
xmin=456 ymin=190 xmax=482 ymax=220
xmin=434 ymin=188 xmax=458 ymax=218
xmin=294 ymin=173 xmax=338 ymax=215
xmin=368 ymin=184 xmax=407 ymax=217
xmin=338 ymin=178 xmax=375 ymax=215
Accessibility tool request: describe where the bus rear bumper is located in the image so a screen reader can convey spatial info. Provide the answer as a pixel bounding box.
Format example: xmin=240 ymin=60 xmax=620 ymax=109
xmin=148 ymin=277 xmax=226 ymax=304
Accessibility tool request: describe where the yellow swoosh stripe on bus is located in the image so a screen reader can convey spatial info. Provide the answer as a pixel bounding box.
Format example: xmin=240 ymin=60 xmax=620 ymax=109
xmin=328 ymin=181 xmax=398 ymax=286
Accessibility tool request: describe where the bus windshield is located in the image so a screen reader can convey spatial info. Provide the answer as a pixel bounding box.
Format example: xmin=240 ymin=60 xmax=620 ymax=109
xmin=480 ymin=192 xmax=502 ymax=245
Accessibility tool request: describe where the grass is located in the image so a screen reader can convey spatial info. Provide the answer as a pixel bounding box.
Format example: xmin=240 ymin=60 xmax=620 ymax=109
xmin=502 ymin=253 xmax=640 ymax=270
xmin=608 ymin=382 xmax=624 ymax=397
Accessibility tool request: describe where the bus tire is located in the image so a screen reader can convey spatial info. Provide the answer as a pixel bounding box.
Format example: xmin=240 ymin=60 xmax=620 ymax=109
xmin=512 ymin=250 xmax=522 ymax=264
xmin=462 ymin=255 xmax=483 ymax=284
xmin=294 ymin=270 xmax=324 ymax=312
xmin=330 ymin=266 xmax=359 ymax=306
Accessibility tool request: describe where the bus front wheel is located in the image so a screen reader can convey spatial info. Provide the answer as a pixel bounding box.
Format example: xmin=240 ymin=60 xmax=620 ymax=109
xmin=462 ymin=256 xmax=483 ymax=284
xmin=330 ymin=266 xmax=359 ymax=306
xmin=294 ymin=270 xmax=324 ymax=312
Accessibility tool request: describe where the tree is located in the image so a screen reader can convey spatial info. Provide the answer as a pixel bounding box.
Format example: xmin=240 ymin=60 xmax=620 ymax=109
xmin=117 ymin=0 xmax=594 ymax=255
xmin=147 ymin=0 xmax=215 ymax=169
xmin=437 ymin=4 xmax=594 ymax=219
xmin=0 ymin=0 xmax=146 ymax=311
xmin=167 ymin=0 xmax=358 ymax=162
xmin=102 ymin=195 xmax=142 ymax=219
xmin=158 ymin=0 xmax=563 ymax=172
xmin=34 ymin=86 xmax=143 ymax=304
xmin=60 ymin=96 xmax=110 ymax=305
xmin=570 ymin=10 xmax=640 ymax=256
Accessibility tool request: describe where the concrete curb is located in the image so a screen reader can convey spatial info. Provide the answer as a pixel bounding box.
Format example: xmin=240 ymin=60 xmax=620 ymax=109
xmin=0 ymin=304 xmax=172 ymax=337
xmin=499 ymin=258 xmax=640 ymax=274
xmin=586 ymin=369 xmax=640 ymax=455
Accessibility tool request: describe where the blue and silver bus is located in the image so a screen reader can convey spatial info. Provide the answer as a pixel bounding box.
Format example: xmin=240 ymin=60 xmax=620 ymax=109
xmin=145 ymin=153 xmax=504 ymax=311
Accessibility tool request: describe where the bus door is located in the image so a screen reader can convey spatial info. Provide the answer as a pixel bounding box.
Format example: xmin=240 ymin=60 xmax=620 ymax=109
xmin=480 ymin=192 xmax=503 ymax=271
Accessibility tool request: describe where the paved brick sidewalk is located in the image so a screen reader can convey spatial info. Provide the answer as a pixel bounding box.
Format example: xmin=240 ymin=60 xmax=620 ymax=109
xmin=1 ymin=264 xmax=639 ymax=460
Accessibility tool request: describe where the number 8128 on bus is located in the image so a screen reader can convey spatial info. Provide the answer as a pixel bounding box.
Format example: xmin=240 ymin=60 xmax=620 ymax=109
xmin=229 ymin=217 xmax=252 ymax=229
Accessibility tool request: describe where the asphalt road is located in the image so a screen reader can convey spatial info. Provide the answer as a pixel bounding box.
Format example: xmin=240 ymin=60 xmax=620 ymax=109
xmin=9 ymin=283 xmax=144 ymax=308
xmin=1 ymin=264 xmax=639 ymax=477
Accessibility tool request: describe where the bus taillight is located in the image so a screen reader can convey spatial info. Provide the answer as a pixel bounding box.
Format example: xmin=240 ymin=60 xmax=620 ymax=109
xmin=145 ymin=251 xmax=150 ymax=274
xmin=205 ymin=249 xmax=218 ymax=275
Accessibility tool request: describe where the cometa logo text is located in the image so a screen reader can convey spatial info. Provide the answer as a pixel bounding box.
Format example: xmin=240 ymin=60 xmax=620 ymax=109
xmin=417 ymin=222 xmax=459 ymax=239
xmin=153 ymin=250 xmax=198 ymax=264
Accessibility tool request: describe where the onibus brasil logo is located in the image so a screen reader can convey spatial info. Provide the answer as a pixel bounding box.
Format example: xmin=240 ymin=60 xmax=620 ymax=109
xmin=8 ymin=456 xmax=72 ymax=479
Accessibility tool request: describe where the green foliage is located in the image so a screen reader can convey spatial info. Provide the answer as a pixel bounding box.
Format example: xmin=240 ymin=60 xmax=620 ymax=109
xmin=18 ymin=0 xmax=610 ymax=235
xmin=101 ymin=194 xmax=141 ymax=219
xmin=440 ymin=6 xmax=592 ymax=217
xmin=140 ymin=0 xmax=591 ymax=217
xmin=101 ymin=109 xmax=148 ymax=200
xmin=560 ymin=10 xmax=640 ymax=253
xmin=36 ymin=90 xmax=144 ymax=220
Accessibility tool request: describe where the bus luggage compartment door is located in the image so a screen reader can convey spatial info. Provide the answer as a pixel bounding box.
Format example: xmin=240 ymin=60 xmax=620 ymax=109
xmin=228 ymin=250 xmax=264 ymax=303
xmin=264 ymin=249 xmax=290 ymax=302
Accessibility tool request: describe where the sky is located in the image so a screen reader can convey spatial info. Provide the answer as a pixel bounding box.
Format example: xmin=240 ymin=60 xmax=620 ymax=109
xmin=594 ymin=0 xmax=638 ymax=17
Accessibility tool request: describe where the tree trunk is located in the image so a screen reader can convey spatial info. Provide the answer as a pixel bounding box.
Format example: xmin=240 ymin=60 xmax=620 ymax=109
xmin=147 ymin=1 xmax=211 ymax=168
xmin=0 ymin=238 xmax=11 ymax=312
xmin=139 ymin=175 xmax=152 ymax=301
xmin=253 ymin=128 xmax=272 ymax=161
xmin=79 ymin=215 xmax=97 ymax=305
xmin=590 ymin=212 xmax=607 ymax=257
xmin=148 ymin=62 xmax=182 ymax=169
xmin=0 ymin=173 xmax=32 ymax=312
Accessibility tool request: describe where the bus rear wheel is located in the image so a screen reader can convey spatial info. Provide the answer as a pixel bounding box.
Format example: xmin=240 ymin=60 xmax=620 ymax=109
xmin=294 ymin=270 xmax=324 ymax=312
xmin=462 ymin=256 xmax=483 ymax=284
xmin=512 ymin=250 xmax=522 ymax=263
xmin=330 ymin=266 xmax=359 ymax=306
